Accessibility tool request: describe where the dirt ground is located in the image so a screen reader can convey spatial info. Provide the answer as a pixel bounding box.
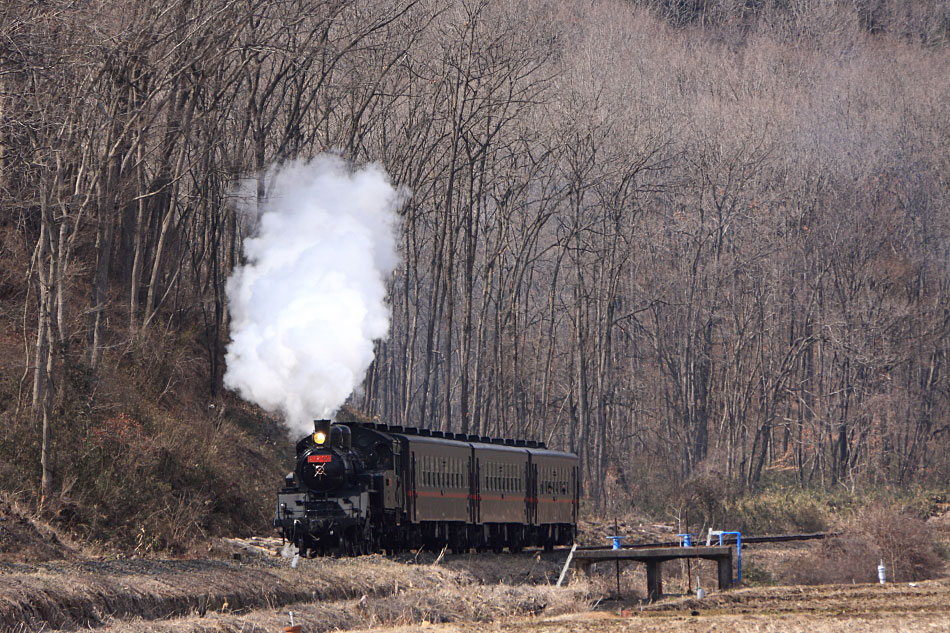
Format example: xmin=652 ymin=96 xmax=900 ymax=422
xmin=352 ymin=579 xmax=950 ymax=633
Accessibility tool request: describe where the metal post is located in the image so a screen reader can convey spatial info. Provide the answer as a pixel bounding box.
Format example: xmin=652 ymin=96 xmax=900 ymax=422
xmin=716 ymin=531 xmax=742 ymax=584
xmin=614 ymin=519 xmax=621 ymax=599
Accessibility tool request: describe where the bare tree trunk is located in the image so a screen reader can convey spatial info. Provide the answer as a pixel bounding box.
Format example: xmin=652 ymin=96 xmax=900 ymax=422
xmin=33 ymin=181 xmax=57 ymax=502
xmin=129 ymin=141 xmax=146 ymax=333
xmin=88 ymin=185 xmax=114 ymax=370
xmin=32 ymin=219 xmax=50 ymax=412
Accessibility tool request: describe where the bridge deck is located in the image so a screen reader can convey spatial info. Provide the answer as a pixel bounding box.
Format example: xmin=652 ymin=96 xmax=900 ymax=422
xmin=572 ymin=546 xmax=733 ymax=601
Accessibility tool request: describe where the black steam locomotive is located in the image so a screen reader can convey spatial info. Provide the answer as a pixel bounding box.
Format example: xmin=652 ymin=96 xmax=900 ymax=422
xmin=274 ymin=419 xmax=578 ymax=556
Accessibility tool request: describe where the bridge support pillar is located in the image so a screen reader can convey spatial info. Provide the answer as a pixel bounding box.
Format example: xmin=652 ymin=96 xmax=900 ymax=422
xmin=717 ymin=554 xmax=732 ymax=590
xmin=646 ymin=561 xmax=663 ymax=602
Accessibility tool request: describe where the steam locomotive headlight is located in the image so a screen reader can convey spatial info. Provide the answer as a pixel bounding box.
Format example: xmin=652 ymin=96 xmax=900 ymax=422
xmin=314 ymin=431 xmax=327 ymax=445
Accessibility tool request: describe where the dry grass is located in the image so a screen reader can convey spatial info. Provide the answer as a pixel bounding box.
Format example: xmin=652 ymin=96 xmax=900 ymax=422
xmin=0 ymin=552 xmax=590 ymax=633
xmin=125 ymin=577 xmax=950 ymax=633
xmin=773 ymin=504 xmax=944 ymax=585
xmin=0 ymin=493 xmax=86 ymax=563
xmin=67 ymin=583 xmax=589 ymax=633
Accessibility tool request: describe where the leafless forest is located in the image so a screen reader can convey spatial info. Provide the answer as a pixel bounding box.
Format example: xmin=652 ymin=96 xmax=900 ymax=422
xmin=2 ymin=0 xmax=949 ymax=521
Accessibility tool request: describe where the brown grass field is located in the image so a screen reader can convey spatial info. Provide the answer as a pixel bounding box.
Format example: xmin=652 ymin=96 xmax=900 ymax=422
xmin=1 ymin=535 xmax=948 ymax=633
xmin=3 ymin=498 xmax=949 ymax=633
xmin=351 ymin=579 xmax=950 ymax=633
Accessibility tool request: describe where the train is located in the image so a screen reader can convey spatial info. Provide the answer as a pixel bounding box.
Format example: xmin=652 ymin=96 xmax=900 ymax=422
xmin=274 ymin=419 xmax=578 ymax=556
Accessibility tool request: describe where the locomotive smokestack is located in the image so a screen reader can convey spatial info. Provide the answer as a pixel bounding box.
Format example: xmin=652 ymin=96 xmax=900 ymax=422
xmin=313 ymin=419 xmax=332 ymax=445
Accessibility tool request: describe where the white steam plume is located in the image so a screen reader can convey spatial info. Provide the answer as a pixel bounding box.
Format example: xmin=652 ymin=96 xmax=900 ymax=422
xmin=224 ymin=155 xmax=402 ymax=435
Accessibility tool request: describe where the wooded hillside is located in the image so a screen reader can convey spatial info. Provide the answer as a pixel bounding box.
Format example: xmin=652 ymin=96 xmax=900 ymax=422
xmin=2 ymin=0 xmax=949 ymax=532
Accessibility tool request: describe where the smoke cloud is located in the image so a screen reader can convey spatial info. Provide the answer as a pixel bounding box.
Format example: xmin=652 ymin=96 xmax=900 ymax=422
xmin=224 ymin=155 xmax=403 ymax=435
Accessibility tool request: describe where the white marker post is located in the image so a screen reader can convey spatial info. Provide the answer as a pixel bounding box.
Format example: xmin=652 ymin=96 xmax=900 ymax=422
xmin=557 ymin=543 xmax=578 ymax=587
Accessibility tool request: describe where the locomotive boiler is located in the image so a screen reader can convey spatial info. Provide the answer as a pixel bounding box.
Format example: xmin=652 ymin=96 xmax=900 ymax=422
xmin=274 ymin=419 xmax=578 ymax=556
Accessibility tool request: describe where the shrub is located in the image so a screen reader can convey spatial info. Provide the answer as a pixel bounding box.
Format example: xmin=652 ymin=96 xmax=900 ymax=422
xmin=778 ymin=502 xmax=943 ymax=585
xmin=859 ymin=503 xmax=944 ymax=582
